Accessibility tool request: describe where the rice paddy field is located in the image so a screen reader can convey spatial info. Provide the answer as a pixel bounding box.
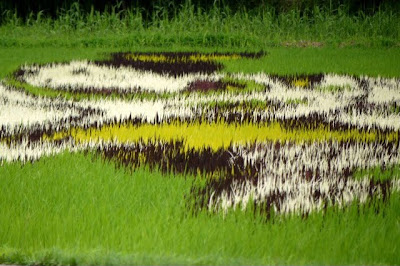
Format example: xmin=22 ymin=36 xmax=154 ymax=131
xmin=0 ymin=47 xmax=399 ymax=265
xmin=1 ymin=3 xmax=400 ymax=263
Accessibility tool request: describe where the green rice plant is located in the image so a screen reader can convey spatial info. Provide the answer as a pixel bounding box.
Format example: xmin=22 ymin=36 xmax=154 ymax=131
xmin=0 ymin=152 xmax=399 ymax=265
xmin=221 ymin=47 xmax=400 ymax=78
xmin=6 ymin=77 xmax=74 ymax=99
xmin=391 ymin=104 xmax=400 ymax=114
xmin=220 ymin=76 xmax=266 ymax=93
xmin=316 ymin=84 xmax=352 ymax=93
xmin=3 ymin=76 xmax=174 ymax=101
xmin=353 ymin=164 xmax=400 ymax=182
xmin=285 ymin=98 xmax=308 ymax=105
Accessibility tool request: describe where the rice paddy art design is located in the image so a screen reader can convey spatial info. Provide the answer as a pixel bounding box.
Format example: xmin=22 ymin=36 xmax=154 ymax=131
xmin=1 ymin=51 xmax=400 ymax=216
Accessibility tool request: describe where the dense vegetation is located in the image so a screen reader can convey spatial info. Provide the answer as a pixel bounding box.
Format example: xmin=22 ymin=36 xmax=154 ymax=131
xmin=0 ymin=0 xmax=399 ymax=48
xmin=2 ymin=0 xmax=399 ymax=18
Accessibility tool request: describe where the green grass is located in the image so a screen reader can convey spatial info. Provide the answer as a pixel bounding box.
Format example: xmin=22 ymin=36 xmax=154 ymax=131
xmin=1 ymin=2 xmax=399 ymax=49
xmin=0 ymin=152 xmax=399 ymax=265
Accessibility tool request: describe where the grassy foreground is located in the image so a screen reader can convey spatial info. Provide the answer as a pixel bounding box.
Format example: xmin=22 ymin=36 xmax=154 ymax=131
xmin=0 ymin=152 xmax=399 ymax=265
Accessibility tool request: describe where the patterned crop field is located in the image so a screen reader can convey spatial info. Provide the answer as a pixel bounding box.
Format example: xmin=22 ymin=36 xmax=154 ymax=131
xmin=1 ymin=51 xmax=400 ymax=219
